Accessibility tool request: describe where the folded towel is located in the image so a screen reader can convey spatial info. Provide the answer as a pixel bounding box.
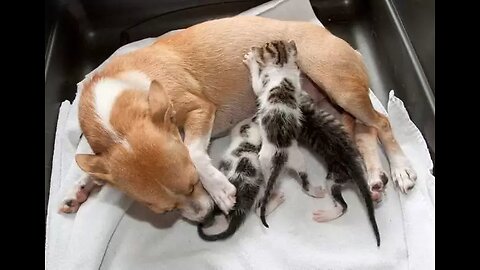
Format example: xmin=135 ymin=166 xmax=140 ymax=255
xmin=45 ymin=1 xmax=434 ymax=269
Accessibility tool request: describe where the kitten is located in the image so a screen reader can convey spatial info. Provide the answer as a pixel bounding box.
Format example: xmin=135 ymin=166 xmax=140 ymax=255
xmin=244 ymin=40 xmax=380 ymax=246
xmin=197 ymin=118 xmax=285 ymax=241
xmin=299 ymin=93 xmax=380 ymax=246
xmin=243 ymin=40 xmax=325 ymax=228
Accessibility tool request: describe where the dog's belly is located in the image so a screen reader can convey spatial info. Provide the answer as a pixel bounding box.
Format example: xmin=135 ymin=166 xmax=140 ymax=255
xmin=164 ymin=17 xmax=344 ymax=136
xmin=301 ymin=75 xmax=343 ymax=119
xmin=211 ymin=89 xmax=257 ymax=137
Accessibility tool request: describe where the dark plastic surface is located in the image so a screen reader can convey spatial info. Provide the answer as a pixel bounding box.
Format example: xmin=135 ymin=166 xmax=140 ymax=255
xmin=45 ymin=0 xmax=435 ymax=211
xmin=392 ymin=0 xmax=435 ymax=92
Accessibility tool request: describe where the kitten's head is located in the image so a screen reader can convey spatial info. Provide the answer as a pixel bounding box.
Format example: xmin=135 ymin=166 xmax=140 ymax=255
xmin=252 ymin=40 xmax=298 ymax=68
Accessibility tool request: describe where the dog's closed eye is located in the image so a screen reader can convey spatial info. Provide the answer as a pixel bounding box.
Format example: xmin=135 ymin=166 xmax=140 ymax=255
xmin=189 ymin=179 xmax=201 ymax=195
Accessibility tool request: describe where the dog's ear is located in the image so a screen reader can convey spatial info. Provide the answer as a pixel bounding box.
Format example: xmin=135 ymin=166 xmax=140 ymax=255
xmin=76 ymin=154 xmax=113 ymax=182
xmin=148 ymin=80 xmax=175 ymax=126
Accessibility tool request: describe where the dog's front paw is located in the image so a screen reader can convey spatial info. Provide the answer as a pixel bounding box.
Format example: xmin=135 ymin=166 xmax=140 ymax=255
xmin=208 ymin=176 xmax=237 ymax=214
xmin=391 ymin=165 xmax=417 ymax=194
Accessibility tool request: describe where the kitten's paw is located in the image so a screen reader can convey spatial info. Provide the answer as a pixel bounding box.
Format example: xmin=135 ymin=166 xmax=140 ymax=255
xmin=312 ymin=206 xmax=344 ymax=223
xmin=243 ymin=50 xmax=256 ymax=66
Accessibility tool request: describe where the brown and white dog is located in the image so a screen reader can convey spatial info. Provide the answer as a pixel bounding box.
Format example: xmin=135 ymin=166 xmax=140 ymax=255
xmin=59 ymin=16 xmax=416 ymax=221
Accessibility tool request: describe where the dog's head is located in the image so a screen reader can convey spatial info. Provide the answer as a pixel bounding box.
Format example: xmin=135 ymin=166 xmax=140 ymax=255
xmin=76 ymin=80 xmax=213 ymax=222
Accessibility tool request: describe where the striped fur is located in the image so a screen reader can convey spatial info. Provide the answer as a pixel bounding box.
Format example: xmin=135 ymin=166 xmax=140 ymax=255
xmin=244 ymin=40 xmax=325 ymax=228
xmin=198 ymin=118 xmax=265 ymax=241
xmin=298 ymin=92 xmax=381 ymax=247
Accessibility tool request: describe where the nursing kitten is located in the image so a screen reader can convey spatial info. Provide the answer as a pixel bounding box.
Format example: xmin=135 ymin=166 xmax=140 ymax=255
xmin=299 ymin=92 xmax=380 ymax=246
xmin=244 ymin=40 xmax=380 ymax=246
xmin=197 ymin=118 xmax=285 ymax=241
xmin=243 ymin=40 xmax=325 ymax=228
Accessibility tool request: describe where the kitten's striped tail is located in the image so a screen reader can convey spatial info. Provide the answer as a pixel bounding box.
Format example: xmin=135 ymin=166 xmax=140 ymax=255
xmin=197 ymin=207 xmax=248 ymax=241
xmin=198 ymin=175 xmax=260 ymax=241
xmin=260 ymin=151 xmax=287 ymax=228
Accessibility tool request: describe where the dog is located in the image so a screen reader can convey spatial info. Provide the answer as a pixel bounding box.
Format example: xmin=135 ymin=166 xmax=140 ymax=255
xmin=59 ymin=16 xmax=416 ymax=221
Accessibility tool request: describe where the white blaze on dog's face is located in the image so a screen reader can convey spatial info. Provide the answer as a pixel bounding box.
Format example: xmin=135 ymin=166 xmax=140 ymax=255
xmin=76 ymin=80 xmax=214 ymax=222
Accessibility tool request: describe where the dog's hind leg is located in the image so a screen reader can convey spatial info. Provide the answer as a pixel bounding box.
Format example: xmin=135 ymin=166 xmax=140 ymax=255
xmin=355 ymin=123 xmax=389 ymax=202
xmin=341 ymin=112 xmax=356 ymax=138
xmin=297 ymin=35 xmax=416 ymax=194
xmin=344 ymin=95 xmax=416 ymax=194
xmin=340 ymin=113 xmax=388 ymax=201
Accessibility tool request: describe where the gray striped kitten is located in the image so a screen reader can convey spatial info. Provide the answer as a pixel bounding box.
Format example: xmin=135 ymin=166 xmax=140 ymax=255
xmin=243 ymin=40 xmax=326 ymax=228
xmin=299 ymin=93 xmax=380 ymax=246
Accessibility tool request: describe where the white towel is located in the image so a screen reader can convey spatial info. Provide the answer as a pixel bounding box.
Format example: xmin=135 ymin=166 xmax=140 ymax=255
xmin=45 ymin=0 xmax=435 ymax=269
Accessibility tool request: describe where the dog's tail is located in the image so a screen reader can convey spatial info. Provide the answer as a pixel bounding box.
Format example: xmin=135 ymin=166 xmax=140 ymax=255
xmin=299 ymin=95 xmax=380 ymax=247
xmin=260 ymin=151 xmax=288 ymax=228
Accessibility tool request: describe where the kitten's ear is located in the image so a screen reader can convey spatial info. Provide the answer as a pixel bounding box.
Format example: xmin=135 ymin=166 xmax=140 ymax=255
xmin=251 ymin=46 xmax=265 ymax=65
xmin=287 ymin=40 xmax=297 ymax=55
